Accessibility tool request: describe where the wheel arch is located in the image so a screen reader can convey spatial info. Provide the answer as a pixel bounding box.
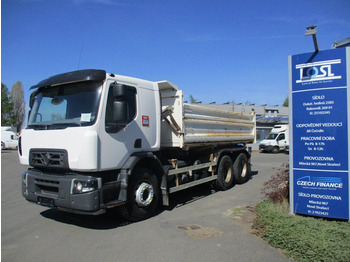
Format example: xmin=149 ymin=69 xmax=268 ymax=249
xmin=119 ymin=152 xmax=164 ymax=221
xmin=122 ymin=152 xmax=164 ymax=182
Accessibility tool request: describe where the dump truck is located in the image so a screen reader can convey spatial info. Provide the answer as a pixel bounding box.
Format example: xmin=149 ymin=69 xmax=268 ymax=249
xmin=19 ymin=69 xmax=256 ymax=221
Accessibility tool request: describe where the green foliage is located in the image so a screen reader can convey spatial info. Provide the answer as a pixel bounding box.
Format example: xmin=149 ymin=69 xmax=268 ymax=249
xmin=283 ymin=96 xmax=289 ymax=107
xmin=253 ymin=200 xmax=350 ymax=262
xmin=1 ymin=83 xmax=15 ymax=126
xmin=10 ymin=81 xmax=26 ymax=131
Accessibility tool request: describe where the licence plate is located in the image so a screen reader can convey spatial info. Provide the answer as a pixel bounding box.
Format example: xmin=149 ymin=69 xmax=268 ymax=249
xmin=37 ymin=196 xmax=55 ymax=207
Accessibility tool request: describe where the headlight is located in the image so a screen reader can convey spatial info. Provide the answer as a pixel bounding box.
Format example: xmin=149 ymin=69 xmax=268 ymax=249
xmin=71 ymin=178 xmax=101 ymax=194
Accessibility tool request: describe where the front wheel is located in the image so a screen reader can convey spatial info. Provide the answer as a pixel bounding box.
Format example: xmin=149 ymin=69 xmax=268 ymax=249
xmin=118 ymin=168 xmax=159 ymax=222
xmin=272 ymin=146 xmax=280 ymax=153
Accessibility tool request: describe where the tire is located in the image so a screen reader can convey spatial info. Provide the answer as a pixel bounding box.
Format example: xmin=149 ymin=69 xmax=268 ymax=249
xmin=216 ymin=155 xmax=234 ymax=190
xmin=233 ymin=153 xmax=250 ymax=184
xmin=118 ymin=168 xmax=160 ymax=222
xmin=272 ymin=146 xmax=280 ymax=153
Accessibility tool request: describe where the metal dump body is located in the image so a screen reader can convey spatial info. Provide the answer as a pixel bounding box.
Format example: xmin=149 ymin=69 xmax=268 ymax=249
xmin=159 ymin=81 xmax=256 ymax=149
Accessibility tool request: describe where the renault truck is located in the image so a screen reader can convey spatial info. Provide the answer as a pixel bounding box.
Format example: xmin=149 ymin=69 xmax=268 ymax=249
xmin=20 ymin=69 xmax=256 ymax=221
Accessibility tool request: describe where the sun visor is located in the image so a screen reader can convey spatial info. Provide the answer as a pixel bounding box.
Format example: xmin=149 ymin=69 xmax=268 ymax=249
xmin=30 ymin=69 xmax=106 ymax=90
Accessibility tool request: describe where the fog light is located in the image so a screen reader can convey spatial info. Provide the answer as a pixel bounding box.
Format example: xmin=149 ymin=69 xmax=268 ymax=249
xmin=72 ymin=178 xmax=100 ymax=194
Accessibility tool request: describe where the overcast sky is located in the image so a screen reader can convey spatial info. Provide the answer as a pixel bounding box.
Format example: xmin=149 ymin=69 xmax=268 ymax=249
xmin=2 ymin=0 xmax=350 ymax=108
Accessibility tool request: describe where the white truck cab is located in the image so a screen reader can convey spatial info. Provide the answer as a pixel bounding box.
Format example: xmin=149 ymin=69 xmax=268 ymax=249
xmin=259 ymin=124 xmax=289 ymax=153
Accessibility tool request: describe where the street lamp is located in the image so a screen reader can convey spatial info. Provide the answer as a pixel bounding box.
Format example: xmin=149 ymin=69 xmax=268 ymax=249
xmin=305 ymin=25 xmax=319 ymax=52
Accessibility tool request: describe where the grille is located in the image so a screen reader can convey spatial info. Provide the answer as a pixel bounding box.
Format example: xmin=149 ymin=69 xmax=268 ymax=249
xmin=35 ymin=178 xmax=60 ymax=185
xmin=30 ymin=149 xmax=68 ymax=169
xmin=35 ymin=178 xmax=60 ymax=194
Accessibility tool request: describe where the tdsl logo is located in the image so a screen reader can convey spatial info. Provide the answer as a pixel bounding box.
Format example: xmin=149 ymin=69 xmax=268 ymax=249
xmin=296 ymin=59 xmax=342 ymax=84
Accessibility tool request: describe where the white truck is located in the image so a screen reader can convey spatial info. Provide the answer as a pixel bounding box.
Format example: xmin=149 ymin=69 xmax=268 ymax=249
xmin=259 ymin=124 xmax=289 ymax=153
xmin=2 ymin=127 xmax=18 ymax=149
xmin=20 ymin=69 xmax=256 ymax=221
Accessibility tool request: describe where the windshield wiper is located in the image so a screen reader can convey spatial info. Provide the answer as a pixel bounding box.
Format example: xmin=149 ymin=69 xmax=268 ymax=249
xmin=27 ymin=124 xmax=49 ymax=130
xmin=48 ymin=123 xmax=82 ymax=129
xmin=28 ymin=123 xmax=82 ymax=130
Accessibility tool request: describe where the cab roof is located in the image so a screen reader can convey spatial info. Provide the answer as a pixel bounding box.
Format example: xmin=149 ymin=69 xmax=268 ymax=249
xmin=30 ymin=69 xmax=106 ymax=90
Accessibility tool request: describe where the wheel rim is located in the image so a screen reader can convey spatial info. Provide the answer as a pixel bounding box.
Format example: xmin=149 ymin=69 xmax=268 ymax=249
xmin=240 ymin=160 xmax=247 ymax=177
xmin=224 ymin=163 xmax=233 ymax=183
xmin=135 ymin=182 xmax=154 ymax=207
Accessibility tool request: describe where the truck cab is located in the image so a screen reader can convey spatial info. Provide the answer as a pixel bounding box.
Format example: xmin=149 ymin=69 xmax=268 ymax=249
xmin=20 ymin=70 xmax=164 ymax=217
xmin=20 ymin=70 xmax=161 ymax=170
xmin=259 ymin=124 xmax=289 ymax=153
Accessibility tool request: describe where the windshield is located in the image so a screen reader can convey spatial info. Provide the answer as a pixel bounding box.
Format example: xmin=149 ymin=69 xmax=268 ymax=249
xmin=28 ymin=82 xmax=102 ymax=130
xmin=266 ymin=133 xmax=278 ymax=140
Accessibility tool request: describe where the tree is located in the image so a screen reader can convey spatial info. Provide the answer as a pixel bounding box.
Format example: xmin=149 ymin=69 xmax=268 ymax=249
xmin=10 ymin=81 xmax=26 ymax=131
xmin=283 ymin=97 xmax=289 ymax=107
xmin=1 ymin=83 xmax=15 ymax=126
xmin=189 ymin=95 xmax=198 ymax=104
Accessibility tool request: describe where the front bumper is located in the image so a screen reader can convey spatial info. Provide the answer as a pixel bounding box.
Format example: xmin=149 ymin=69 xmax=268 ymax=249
xmin=22 ymin=169 xmax=126 ymax=215
xmin=259 ymin=144 xmax=273 ymax=152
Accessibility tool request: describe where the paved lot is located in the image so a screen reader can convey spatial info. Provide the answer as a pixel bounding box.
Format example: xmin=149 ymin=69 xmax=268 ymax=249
xmin=2 ymin=150 xmax=290 ymax=262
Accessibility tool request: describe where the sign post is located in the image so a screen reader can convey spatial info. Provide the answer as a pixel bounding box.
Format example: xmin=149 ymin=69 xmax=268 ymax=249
xmin=289 ymin=47 xmax=350 ymax=220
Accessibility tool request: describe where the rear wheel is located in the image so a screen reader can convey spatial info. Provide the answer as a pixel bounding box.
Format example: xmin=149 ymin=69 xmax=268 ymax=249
xmin=216 ymin=155 xmax=234 ymax=190
xmin=233 ymin=153 xmax=250 ymax=184
xmin=118 ymin=168 xmax=159 ymax=222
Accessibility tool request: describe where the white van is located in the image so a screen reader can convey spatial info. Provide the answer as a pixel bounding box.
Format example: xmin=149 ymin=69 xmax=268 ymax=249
xmin=1 ymin=130 xmax=19 ymax=149
xmin=259 ymin=124 xmax=289 ymax=153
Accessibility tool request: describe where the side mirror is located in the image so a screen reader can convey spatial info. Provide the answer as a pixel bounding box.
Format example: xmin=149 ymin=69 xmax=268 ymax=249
xmin=113 ymin=101 xmax=128 ymax=124
xmin=113 ymin=83 xmax=128 ymax=98
xmin=29 ymin=94 xmax=35 ymax=108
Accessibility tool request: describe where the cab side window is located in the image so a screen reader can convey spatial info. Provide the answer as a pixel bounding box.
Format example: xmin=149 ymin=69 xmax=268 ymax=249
xmin=277 ymin=134 xmax=285 ymax=141
xmin=105 ymin=84 xmax=137 ymax=133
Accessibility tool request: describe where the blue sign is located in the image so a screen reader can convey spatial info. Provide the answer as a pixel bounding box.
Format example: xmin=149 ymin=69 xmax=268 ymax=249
xmin=289 ymin=47 xmax=350 ymax=220
xmin=291 ymin=48 xmax=347 ymax=91
xmin=293 ymin=170 xmax=349 ymax=219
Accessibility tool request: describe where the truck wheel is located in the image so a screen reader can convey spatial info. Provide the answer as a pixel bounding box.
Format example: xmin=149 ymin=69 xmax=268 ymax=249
xmin=216 ymin=155 xmax=234 ymax=190
xmin=233 ymin=153 xmax=250 ymax=184
xmin=118 ymin=168 xmax=159 ymax=222
xmin=272 ymin=146 xmax=280 ymax=153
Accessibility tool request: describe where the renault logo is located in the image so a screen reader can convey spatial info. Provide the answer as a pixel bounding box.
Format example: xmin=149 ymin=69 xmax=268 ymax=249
xmin=43 ymin=152 xmax=51 ymax=165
